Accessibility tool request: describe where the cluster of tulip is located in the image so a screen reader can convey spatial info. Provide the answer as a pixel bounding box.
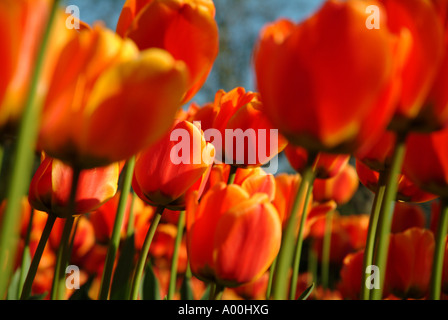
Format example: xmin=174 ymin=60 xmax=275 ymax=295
xmin=1 ymin=0 xmax=448 ymax=301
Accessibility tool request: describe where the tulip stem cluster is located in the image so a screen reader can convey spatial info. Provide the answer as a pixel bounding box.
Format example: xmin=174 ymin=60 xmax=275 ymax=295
xmin=168 ymin=210 xmax=186 ymax=300
xmin=130 ymin=206 xmax=164 ymax=300
xmin=99 ymin=157 xmax=136 ymax=300
xmin=0 ymin=0 xmax=61 ymax=297
xmin=361 ymin=170 xmax=387 ymax=300
xmin=429 ymin=198 xmax=448 ymax=299
xmin=272 ymin=160 xmax=316 ymax=300
xmin=289 ymin=183 xmax=314 ymax=299
xmin=371 ymin=136 xmax=407 ymax=300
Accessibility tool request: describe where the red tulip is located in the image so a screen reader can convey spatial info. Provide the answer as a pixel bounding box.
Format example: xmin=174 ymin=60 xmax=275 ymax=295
xmin=379 ymin=0 xmax=445 ymax=133
xmin=386 ymin=227 xmax=435 ymax=299
xmin=284 ymin=144 xmax=349 ymax=179
xmin=356 ymin=160 xmax=438 ymax=203
xmin=116 ymin=0 xmax=219 ymax=103
xmin=132 ymin=120 xmax=214 ymax=210
xmin=338 ymin=250 xmax=364 ymax=300
xmin=211 ymin=87 xmax=287 ymax=168
xmin=186 ymin=182 xmax=281 ymax=287
xmin=391 ymin=202 xmax=427 ymax=234
xmin=403 ymin=128 xmax=448 ymax=197
xmin=28 ymin=156 xmax=119 ymax=218
xmin=313 ymin=164 xmax=359 ymax=205
xmin=205 ymin=164 xmax=276 ymax=201
xmin=254 ymin=0 xmax=405 ymax=154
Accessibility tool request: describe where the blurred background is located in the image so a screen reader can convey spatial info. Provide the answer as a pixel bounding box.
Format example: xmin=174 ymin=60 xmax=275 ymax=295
xmin=61 ymin=0 xmax=379 ymax=215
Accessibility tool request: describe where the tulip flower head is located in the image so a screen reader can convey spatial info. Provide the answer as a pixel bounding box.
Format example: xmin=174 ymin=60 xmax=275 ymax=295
xmin=39 ymin=26 xmax=188 ymax=168
xmin=254 ymin=0 xmax=406 ymax=154
xmin=186 ymin=182 xmax=281 ymax=287
xmin=116 ymin=0 xmax=219 ymax=103
xmin=132 ymin=120 xmax=215 ymax=210
xmin=28 ymin=155 xmax=119 ymax=218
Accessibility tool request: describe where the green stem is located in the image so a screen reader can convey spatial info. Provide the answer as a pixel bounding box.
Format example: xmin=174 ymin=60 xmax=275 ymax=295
xmin=266 ymin=257 xmax=277 ymax=300
xmin=272 ymin=163 xmax=316 ymax=300
xmin=321 ymin=209 xmax=334 ymax=291
xmin=289 ymin=182 xmax=314 ymax=299
xmin=308 ymin=241 xmax=318 ymax=285
xmin=17 ymin=208 xmax=35 ymax=299
xmin=0 ymin=0 xmax=61 ymax=297
xmin=212 ymin=284 xmax=225 ymax=300
xmin=360 ymin=170 xmax=387 ymax=300
xmin=227 ymin=166 xmax=238 ymax=185
xmin=429 ymin=198 xmax=448 ymax=300
xmin=20 ymin=214 xmax=56 ymax=300
xmin=50 ymin=166 xmax=81 ymax=300
xmin=50 ymin=216 xmax=74 ymax=300
xmin=371 ymin=135 xmax=407 ymax=300
xmin=208 ymin=283 xmax=216 ymax=300
xmin=99 ymin=157 xmax=136 ymax=300
xmin=126 ymin=192 xmax=137 ymax=237
xmin=129 ymin=206 xmax=164 ymax=300
xmin=168 ymin=210 xmax=185 ymax=300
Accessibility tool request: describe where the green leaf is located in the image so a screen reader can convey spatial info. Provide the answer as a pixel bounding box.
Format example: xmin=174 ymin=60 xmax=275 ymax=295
xmin=297 ymin=283 xmax=315 ymax=300
xmin=69 ymin=276 xmax=94 ymax=300
xmin=180 ymin=277 xmax=194 ymax=300
xmin=200 ymin=285 xmax=211 ymax=300
xmin=7 ymin=249 xmax=31 ymax=300
xmin=141 ymin=263 xmax=160 ymax=300
xmin=110 ymin=234 xmax=136 ymax=300
xmin=7 ymin=268 xmax=22 ymax=300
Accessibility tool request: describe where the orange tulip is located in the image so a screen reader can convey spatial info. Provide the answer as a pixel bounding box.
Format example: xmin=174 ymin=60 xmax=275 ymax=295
xmin=313 ymin=164 xmax=359 ymax=205
xmin=356 ymin=160 xmax=438 ymax=203
xmin=132 ymin=120 xmax=214 ymax=210
xmin=379 ymin=0 xmax=445 ymax=133
xmin=391 ymin=202 xmax=427 ymax=234
xmin=205 ymin=164 xmax=275 ymax=201
xmin=186 ymin=182 xmax=281 ymax=287
xmin=284 ymin=144 xmax=349 ymax=179
xmin=28 ymin=156 xmax=119 ymax=218
xmin=211 ymin=87 xmax=287 ymax=168
xmin=386 ymin=227 xmax=435 ymax=299
xmin=116 ymin=0 xmax=219 ymax=103
xmin=38 ymin=25 xmax=188 ymax=168
xmin=0 ymin=0 xmax=73 ymax=136
xmin=403 ymin=128 xmax=448 ymax=197
xmin=254 ymin=0 xmax=405 ymax=154
xmin=272 ymin=173 xmax=311 ymax=230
